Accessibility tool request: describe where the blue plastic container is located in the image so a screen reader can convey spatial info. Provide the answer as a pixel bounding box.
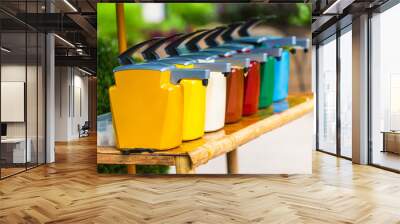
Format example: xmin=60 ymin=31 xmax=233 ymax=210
xmin=272 ymin=50 xmax=290 ymax=102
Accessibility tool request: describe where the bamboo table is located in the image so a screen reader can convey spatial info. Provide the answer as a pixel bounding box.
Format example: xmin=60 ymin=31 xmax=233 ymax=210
xmin=97 ymin=94 xmax=314 ymax=174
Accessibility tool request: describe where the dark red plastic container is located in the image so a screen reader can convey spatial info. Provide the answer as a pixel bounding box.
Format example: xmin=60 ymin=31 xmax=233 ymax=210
xmin=225 ymin=67 xmax=245 ymax=123
xmin=242 ymin=61 xmax=260 ymax=116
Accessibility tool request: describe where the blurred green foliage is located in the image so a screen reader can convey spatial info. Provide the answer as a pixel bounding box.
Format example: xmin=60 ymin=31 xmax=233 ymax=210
xmin=98 ymin=3 xmax=216 ymax=46
xmin=166 ymin=3 xmax=217 ymax=27
xmin=289 ymin=4 xmax=312 ymax=26
xmin=97 ymin=38 xmax=118 ymax=115
xmin=98 ymin=164 xmax=170 ymax=174
xmin=219 ymin=3 xmax=311 ymax=27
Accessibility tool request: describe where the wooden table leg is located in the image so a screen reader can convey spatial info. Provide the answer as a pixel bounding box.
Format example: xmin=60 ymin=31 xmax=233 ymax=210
xmin=127 ymin=165 xmax=136 ymax=174
xmin=227 ymin=148 xmax=239 ymax=174
xmin=175 ymin=156 xmax=195 ymax=174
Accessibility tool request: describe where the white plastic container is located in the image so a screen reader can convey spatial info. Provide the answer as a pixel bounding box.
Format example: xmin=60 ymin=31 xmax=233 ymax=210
xmin=193 ymin=62 xmax=231 ymax=132
xmin=205 ymin=71 xmax=227 ymax=132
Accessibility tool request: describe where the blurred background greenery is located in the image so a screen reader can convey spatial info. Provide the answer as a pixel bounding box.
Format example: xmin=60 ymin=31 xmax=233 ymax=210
xmin=97 ymin=3 xmax=311 ymax=174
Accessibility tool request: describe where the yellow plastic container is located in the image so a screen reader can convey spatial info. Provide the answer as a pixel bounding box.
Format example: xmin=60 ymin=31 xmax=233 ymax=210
xmin=180 ymin=79 xmax=206 ymax=140
xmin=159 ymin=59 xmax=207 ymax=141
xmin=109 ymin=63 xmax=209 ymax=150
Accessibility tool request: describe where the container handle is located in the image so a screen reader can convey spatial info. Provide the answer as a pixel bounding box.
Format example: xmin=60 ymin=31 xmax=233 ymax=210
xmin=118 ymin=38 xmax=162 ymax=65
xmin=164 ymin=30 xmax=207 ymax=56
xmin=141 ymin=33 xmax=182 ymax=60
xmin=252 ymin=47 xmax=283 ymax=58
xmin=170 ymin=68 xmax=210 ymax=86
xmin=204 ymin=26 xmax=228 ymax=47
xmin=237 ymin=18 xmax=263 ymax=37
xmin=221 ymin=22 xmax=243 ymax=42
xmin=186 ymin=28 xmax=221 ymax=52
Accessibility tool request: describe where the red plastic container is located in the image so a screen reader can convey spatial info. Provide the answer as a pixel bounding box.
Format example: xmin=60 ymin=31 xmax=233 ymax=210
xmin=225 ymin=67 xmax=245 ymax=123
xmin=242 ymin=61 xmax=260 ymax=116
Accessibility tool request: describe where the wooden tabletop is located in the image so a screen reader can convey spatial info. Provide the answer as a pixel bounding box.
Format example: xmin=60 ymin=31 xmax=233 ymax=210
xmin=97 ymin=93 xmax=314 ymax=171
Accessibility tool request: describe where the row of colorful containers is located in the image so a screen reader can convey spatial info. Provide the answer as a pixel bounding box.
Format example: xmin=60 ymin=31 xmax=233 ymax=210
xmin=109 ymin=19 xmax=309 ymax=152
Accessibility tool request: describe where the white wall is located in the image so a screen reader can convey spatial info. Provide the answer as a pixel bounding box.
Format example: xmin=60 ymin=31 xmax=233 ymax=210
xmin=1 ymin=65 xmax=34 ymax=137
xmin=1 ymin=65 xmax=26 ymax=140
xmin=1 ymin=82 xmax=25 ymax=122
xmin=1 ymin=64 xmax=26 ymax=81
xmin=1 ymin=63 xmax=46 ymax=164
xmin=54 ymin=67 xmax=89 ymax=141
xmin=55 ymin=66 xmax=68 ymax=141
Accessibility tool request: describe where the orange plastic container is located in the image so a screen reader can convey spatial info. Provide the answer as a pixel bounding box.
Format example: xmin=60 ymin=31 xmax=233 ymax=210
xmin=225 ymin=67 xmax=245 ymax=123
xmin=216 ymin=58 xmax=250 ymax=123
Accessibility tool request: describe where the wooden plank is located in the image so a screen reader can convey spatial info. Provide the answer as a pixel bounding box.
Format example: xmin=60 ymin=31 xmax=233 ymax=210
xmin=96 ymin=94 xmax=313 ymax=169
xmin=97 ymin=154 xmax=175 ymax=166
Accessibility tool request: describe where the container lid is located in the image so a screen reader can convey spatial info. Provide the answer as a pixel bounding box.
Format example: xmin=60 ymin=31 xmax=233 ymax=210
xmin=157 ymin=58 xmax=195 ymax=66
xmin=214 ymin=43 xmax=254 ymax=52
xmin=232 ymin=52 xmax=267 ymax=62
xmin=193 ymin=62 xmax=231 ymax=73
xmin=237 ymin=36 xmax=297 ymax=49
xmin=178 ymin=53 xmax=219 ymax=61
xmin=215 ymin=57 xmax=250 ymax=68
xmin=170 ymin=68 xmax=210 ymax=84
xmin=236 ymin=36 xmax=269 ymax=44
xmin=113 ymin=63 xmax=175 ymax=73
xmin=114 ymin=63 xmax=210 ymax=85
xmin=263 ymin=36 xmax=297 ymax=48
xmin=293 ymin=38 xmax=310 ymax=50
xmin=251 ymin=47 xmax=282 ymax=58
xmin=201 ymin=49 xmax=237 ymax=57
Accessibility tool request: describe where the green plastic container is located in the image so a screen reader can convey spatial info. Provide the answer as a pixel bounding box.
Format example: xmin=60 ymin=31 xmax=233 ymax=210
xmin=249 ymin=48 xmax=282 ymax=109
xmin=259 ymin=56 xmax=276 ymax=109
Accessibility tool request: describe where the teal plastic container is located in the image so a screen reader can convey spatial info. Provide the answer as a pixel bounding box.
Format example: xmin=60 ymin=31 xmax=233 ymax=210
xmin=273 ymin=50 xmax=290 ymax=102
